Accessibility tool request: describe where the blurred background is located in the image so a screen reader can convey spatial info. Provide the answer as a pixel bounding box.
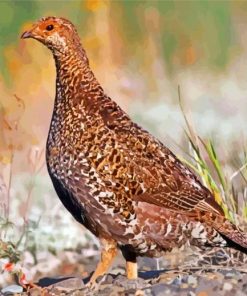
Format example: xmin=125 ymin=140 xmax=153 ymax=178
xmin=1 ymin=0 xmax=247 ymax=285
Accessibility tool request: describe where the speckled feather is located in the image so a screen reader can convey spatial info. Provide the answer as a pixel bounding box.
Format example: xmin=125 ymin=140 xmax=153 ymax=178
xmin=23 ymin=17 xmax=247 ymax=262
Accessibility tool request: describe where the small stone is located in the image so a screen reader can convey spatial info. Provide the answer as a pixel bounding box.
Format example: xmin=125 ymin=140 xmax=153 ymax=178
xmin=114 ymin=276 xmax=148 ymax=290
xmin=180 ymin=283 xmax=189 ymax=289
xmin=172 ymin=275 xmax=182 ymax=286
xmin=223 ymin=282 xmax=233 ymax=291
xmin=110 ymin=267 xmax=124 ymax=275
xmin=151 ymin=283 xmax=170 ymax=296
xmin=49 ymin=277 xmax=84 ymax=292
xmin=103 ymin=274 xmax=114 ymax=284
xmin=231 ymin=279 xmax=238 ymax=285
xmin=225 ymin=272 xmax=236 ymax=279
xmin=108 ymin=286 xmax=125 ymax=296
xmin=206 ymin=272 xmax=223 ymax=281
xmin=1 ymin=285 xmax=23 ymax=295
xmin=28 ymin=287 xmax=43 ymax=296
xmin=196 ymin=292 xmax=208 ymax=296
xmin=187 ymin=275 xmax=197 ymax=286
xmin=159 ymin=272 xmax=177 ymax=284
xmin=243 ymin=282 xmax=247 ymax=294
xmin=135 ymin=290 xmax=144 ymax=296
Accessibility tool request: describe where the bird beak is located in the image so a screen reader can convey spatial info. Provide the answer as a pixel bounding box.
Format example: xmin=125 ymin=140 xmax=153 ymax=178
xmin=21 ymin=30 xmax=33 ymax=39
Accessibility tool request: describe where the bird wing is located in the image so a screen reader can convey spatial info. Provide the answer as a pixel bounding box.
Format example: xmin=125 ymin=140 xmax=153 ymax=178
xmin=133 ymin=153 xmax=223 ymax=215
xmin=96 ymin=99 xmax=223 ymax=217
xmin=112 ymin=121 xmax=224 ymax=217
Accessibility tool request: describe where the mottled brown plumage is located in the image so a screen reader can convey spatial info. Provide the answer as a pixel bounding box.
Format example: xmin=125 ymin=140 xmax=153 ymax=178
xmin=21 ymin=17 xmax=247 ymax=283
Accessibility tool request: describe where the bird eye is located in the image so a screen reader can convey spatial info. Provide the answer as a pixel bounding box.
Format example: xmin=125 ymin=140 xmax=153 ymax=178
xmin=46 ymin=24 xmax=54 ymax=31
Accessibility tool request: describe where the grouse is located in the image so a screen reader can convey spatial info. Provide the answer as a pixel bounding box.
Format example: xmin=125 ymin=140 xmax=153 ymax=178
xmin=21 ymin=17 xmax=247 ymax=284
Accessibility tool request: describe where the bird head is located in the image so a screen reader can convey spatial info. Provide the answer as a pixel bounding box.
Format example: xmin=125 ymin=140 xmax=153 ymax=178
xmin=21 ymin=17 xmax=81 ymax=55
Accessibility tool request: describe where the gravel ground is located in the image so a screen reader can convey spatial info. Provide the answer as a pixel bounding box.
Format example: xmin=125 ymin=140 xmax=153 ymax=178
xmin=1 ymin=249 xmax=247 ymax=295
xmin=14 ymin=267 xmax=247 ymax=296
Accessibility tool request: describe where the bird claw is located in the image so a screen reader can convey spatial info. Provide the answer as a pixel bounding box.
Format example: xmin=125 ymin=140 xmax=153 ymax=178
xmin=85 ymin=281 xmax=97 ymax=290
xmin=85 ymin=275 xmax=106 ymax=292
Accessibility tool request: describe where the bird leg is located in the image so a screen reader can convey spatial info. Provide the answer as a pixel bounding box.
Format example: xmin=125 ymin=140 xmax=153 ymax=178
xmin=89 ymin=238 xmax=117 ymax=285
xmin=121 ymin=247 xmax=138 ymax=279
xmin=126 ymin=261 xmax=138 ymax=279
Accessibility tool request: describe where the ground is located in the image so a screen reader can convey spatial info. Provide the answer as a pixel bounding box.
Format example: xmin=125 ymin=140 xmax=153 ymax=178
xmin=1 ymin=248 xmax=247 ymax=296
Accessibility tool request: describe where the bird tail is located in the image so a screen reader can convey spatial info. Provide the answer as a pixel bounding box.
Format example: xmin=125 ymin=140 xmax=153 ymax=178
xmin=208 ymin=214 xmax=247 ymax=254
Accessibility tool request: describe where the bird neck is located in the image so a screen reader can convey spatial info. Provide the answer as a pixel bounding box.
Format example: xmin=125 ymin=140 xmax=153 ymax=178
xmin=53 ymin=46 xmax=103 ymax=107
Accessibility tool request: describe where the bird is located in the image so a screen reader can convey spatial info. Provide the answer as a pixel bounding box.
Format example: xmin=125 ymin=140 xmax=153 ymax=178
xmin=21 ymin=16 xmax=247 ymax=285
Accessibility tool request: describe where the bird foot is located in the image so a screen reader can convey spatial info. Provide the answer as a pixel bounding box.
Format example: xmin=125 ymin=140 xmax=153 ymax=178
xmin=81 ymin=282 xmax=98 ymax=296
xmin=85 ymin=274 xmax=106 ymax=291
